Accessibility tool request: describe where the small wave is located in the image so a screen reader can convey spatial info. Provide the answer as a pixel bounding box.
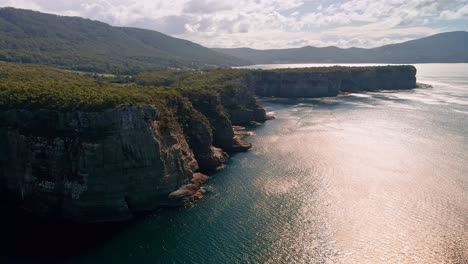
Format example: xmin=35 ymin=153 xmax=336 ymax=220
xmin=347 ymin=93 xmax=372 ymax=98
xmin=416 ymin=83 xmax=434 ymax=89
xmin=453 ymin=109 xmax=468 ymax=115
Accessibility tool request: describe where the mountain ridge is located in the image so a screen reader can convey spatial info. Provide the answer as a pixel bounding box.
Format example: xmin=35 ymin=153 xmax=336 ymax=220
xmin=0 ymin=7 xmax=466 ymax=72
xmin=0 ymin=7 xmax=247 ymax=74
xmin=214 ymin=31 xmax=468 ymax=64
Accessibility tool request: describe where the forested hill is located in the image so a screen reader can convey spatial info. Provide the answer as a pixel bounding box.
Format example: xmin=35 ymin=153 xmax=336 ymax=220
xmin=214 ymin=31 xmax=468 ymax=64
xmin=0 ymin=8 xmax=247 ymax=74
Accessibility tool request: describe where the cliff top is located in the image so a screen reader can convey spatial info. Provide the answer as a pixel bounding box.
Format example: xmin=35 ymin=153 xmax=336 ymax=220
xmin=255 ymin=65 xmax=416 ymax=73
xmin=0 ymin=62 xmax=416 ymax=111
xmin=0 ymin=62 xmax=177 ymax=111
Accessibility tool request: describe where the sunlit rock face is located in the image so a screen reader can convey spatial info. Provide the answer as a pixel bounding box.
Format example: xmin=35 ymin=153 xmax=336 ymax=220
xmin=0 ymin=106 xmax=198 ymax=223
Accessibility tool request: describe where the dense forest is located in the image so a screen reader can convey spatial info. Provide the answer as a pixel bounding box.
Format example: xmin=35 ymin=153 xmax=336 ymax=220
xmin=0 ymin=8 xmax=247 ymax=74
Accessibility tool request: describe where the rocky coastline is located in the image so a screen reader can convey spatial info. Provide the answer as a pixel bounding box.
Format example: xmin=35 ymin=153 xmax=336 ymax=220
xmin=0 ymin=65 xmax=417 ymax=223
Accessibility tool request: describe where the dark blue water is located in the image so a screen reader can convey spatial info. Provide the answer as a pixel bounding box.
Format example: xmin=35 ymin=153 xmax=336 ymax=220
xmin=3 ymin=64 xmax=467 ymax=263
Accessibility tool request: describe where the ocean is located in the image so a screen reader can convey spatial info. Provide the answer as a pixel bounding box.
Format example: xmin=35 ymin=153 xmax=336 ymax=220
xmin=3 ymin=64 xmax=467 ymax=264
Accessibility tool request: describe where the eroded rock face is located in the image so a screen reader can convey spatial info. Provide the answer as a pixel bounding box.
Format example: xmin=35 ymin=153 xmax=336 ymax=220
xmin=183 ymin=92 xmax=238 ymax=151
xmin=169 ymin=99 xmax=229 ymax=172
xmin=0 ymin=106 xmax=198 ymax=223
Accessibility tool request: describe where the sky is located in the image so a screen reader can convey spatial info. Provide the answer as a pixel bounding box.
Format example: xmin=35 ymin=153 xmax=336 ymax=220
xmin=1 ymin=0 xmax=467 ymax=49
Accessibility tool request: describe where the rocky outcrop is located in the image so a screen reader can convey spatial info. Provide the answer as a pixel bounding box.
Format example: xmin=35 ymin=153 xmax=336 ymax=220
xmin=246 ymin=66 xmax=417 ymax=98
xmin=232 ymin=126 xmax=253 ymax=151
xmin=0 ymin=106 xmax=199 ymax=223
xmin=168 ymin=173 xmax=209 ymax=206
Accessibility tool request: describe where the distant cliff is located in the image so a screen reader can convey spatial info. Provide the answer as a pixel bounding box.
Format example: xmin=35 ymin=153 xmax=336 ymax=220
xmin=0 ymin=63 xmax=417 ymax=223
xmin=246 ymin=66 xmax=417 ymax=98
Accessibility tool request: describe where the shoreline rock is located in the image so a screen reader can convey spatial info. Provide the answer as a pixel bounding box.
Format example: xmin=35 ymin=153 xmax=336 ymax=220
xmin=168 ymin=173 xmax=210 ymax=207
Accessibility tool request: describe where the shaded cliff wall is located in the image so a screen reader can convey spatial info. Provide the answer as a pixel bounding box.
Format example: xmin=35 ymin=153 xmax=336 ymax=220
xmin=182 ymin=91 xmax=236 ymax=151
xmin=0 ymin=89 xmax=267 ymax=223
xmin=246 ymin=66 xmax=417 ymax=98
xmin=0 ymin=106 xmax=198 ymax=223
xmin=219 ymin=83 xmax=268 ymax=125
xmin=166 ymin=97 xmax=228 ymax=171
xmin=182 ymin=89 xmax=257 ymax=152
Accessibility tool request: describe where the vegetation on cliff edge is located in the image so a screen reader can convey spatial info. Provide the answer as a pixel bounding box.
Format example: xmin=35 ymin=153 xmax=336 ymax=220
xmin=0 ymin=62 xmax=178 ymax=111
xmin=0 ymin=62 xmax=416 ymax=112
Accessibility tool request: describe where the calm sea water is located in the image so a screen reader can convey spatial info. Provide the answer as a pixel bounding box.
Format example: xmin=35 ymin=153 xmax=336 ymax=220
xmin=3 ymin=64 xmax=467 ymax=263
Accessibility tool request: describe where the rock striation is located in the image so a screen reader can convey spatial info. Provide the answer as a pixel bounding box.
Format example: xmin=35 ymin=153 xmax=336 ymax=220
xmin=0 ymin=106 xmax=199 ymax=222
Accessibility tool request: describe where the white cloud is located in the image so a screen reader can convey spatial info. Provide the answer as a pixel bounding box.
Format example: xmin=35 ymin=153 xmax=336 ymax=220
xmin=440 ymin=4 xmax=468 ymax=19
xmin=184 ymin=0 xmax=233 ymax=14
xmin=0 ymin=0 xmax=467 ymax=48
xmin=1 ymin=0 xmax=42 ymax=11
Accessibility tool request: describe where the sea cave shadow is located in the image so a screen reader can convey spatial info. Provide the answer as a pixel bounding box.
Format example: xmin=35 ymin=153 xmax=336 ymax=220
xmin=0 ymin=206 xmax=161 ymax=264
xmin=0 ymin=139 xmax=264 ymax=264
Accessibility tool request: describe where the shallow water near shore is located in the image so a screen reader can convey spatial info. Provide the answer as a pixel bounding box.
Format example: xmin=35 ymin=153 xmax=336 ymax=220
xmin=2 ymin=64 xmax=468 ymax=263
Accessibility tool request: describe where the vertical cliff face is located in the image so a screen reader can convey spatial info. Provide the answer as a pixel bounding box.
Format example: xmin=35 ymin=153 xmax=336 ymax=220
xmin=0 ymin=106 xmax=198 ymax=223
xmin=246 ymin=66 xmax=417 ymax=98
xmin=167 ymin=98 xmax=228 ymax=172
xmin=183 ymin=92 xmax=235 ymax=150
xmin=247 ymin=71 xmax=341 ymax=98
xmin=339 ymin=66 xmax=417 ymax=92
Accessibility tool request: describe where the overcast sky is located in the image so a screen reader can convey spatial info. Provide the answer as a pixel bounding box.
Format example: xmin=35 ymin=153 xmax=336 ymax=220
xmin=1 ymin=0 xmax=467 ymax=49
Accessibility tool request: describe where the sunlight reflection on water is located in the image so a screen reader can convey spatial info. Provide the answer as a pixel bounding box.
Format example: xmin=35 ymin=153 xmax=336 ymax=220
xmin=69 ymin=64 xmax=468 ymax=264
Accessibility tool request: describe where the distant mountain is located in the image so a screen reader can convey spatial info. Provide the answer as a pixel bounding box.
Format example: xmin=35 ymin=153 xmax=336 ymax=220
xmin=0 ymin=8 xmax=247 ymax=74
xmin=214 ymin=31 xmax=468 ymax=64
